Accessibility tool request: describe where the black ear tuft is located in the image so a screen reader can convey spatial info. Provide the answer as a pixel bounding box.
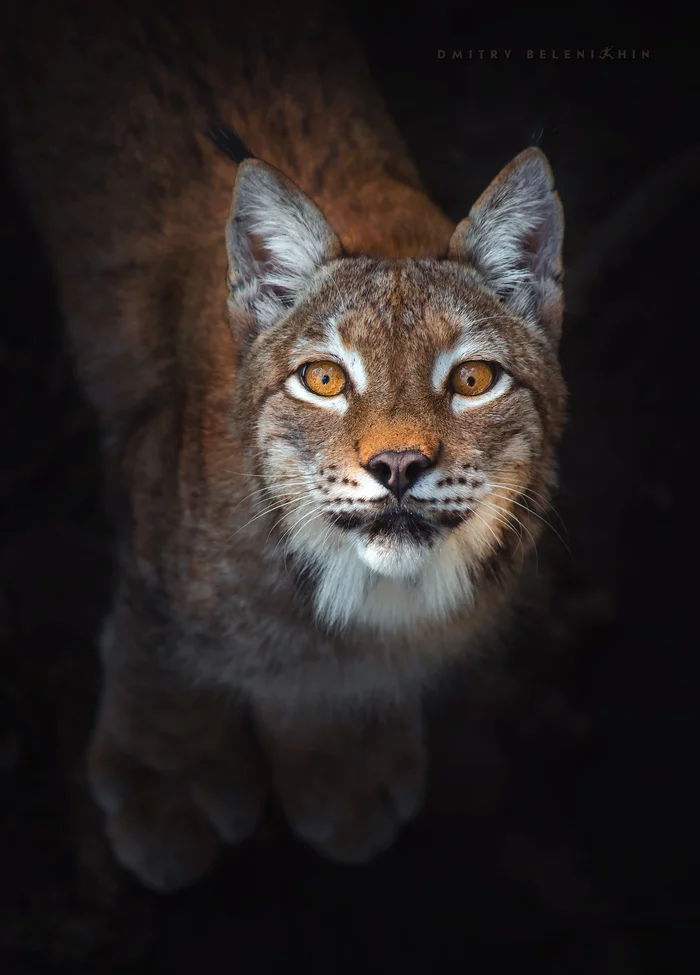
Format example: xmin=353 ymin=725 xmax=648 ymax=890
xmin=206 ymin=121 xmax=255 ymax=164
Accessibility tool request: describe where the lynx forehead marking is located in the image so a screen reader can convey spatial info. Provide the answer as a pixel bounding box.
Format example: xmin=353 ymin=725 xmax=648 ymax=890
xmin=323 ymin=315 xmax=369 ymax=394
xmin=287 ymin=315 xmax=369 ymax=401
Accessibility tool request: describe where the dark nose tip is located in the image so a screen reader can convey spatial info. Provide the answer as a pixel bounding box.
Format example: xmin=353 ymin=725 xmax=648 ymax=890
xmin=366 ymin=450 xmax=434 ymax=501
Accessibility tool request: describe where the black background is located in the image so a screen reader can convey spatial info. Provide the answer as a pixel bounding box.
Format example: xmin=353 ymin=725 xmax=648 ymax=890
xmin=0 ymin=2 xmax=697 ymax=972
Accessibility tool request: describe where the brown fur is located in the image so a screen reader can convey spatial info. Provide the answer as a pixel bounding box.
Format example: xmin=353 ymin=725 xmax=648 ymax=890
xmin=1 ymin=0 xmax=566 ymax=889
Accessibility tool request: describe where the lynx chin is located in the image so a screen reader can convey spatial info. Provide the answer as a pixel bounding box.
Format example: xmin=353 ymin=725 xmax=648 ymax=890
xmin=1 ymin=0 xmax=566 ymax=890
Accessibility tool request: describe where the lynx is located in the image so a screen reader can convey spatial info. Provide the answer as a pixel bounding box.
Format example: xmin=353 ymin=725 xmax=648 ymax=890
xmin=1 ymin=0 xmax=565 ymax=889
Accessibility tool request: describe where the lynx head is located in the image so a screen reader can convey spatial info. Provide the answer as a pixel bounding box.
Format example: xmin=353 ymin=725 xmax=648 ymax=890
xmin=226 ymin=150 xmax=566 ymax=635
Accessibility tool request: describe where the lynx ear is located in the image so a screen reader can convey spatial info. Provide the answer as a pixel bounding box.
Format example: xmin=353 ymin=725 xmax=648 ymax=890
xmin=449 ymin=148 xmax=564 ymax=337
xmin=226 ymin=159 xmax=343 ymax=329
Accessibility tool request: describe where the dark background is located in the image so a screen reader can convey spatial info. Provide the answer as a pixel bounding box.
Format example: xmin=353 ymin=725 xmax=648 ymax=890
xmin=0 ymin=2 xmax=696 ymax=972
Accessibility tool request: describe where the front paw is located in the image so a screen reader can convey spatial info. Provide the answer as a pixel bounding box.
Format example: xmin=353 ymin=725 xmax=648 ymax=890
xmin=260 ymin=707 xmax=426 ymax=864
xmin=88 ymin=729 xmax=266 ymax=892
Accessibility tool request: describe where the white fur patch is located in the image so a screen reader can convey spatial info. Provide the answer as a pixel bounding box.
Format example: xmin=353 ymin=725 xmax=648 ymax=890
xmin=323 ymin=318 xmax=369 ymax=394
xmin=322 ymin=468 xmax=388 ymax=503
xmin=285 ymin=515 xmax=474 ymax=635
xmin=283 ymin=373 xmax=348 ymax=412
xmin=451 ymin=373 xmax=512 ymax=412
xmin=355 ymin=534 xmax=433 ymax=579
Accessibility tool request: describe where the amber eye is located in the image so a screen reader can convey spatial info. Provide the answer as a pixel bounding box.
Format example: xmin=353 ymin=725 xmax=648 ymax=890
xmin=300 ymin=360 xmax=347 ymax=397
xmin=450 ymin=361 xmax=497 ymax=397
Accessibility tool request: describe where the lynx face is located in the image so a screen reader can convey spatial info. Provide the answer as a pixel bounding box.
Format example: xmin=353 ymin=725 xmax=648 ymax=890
xmin=227 ymin=151 xmax=566 ymax=634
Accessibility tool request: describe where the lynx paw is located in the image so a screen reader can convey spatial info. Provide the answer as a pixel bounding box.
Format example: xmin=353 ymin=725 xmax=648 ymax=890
xmin=264 ymin=712 xmax=426 ymax=864
xmin=88 ymin=734 xmax=265 ymax=892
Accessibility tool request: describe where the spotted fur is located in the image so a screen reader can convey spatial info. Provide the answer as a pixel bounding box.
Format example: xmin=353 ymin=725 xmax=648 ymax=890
xmin=1 ymin=0 xmax=566 ymax=887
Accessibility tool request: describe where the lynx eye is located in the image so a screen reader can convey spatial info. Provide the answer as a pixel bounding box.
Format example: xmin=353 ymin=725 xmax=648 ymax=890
xmin=450 ymin=361 xmax=497 ymax=397
xmin=299 ymin=360 xmax=347 ymax=397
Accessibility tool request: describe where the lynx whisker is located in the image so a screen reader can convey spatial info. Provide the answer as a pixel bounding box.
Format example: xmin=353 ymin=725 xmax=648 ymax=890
xmin=477 ymin=497 xmax=536 ymax=569
xmin=227 ymin=494 xmax=318 ymax=542
xmin=489 ymin=489 xmax=572 ymax=558
xmin=487 ymin=470 xmax=569 ymax=536
xmin=281 ymin=506 xmax=328 ymax=573
xmin=234 ymin=481 xmax=312 ymax=509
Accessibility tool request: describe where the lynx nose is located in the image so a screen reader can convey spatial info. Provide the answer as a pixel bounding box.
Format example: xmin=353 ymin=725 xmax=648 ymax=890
xmin=366 ymin=450 xmax=434 ymax=502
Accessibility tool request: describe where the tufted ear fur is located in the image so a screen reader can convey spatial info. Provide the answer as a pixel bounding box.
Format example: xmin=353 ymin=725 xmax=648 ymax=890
xmin=226 ymin=159 xmax=343 ymax=329
xmin=449 ymin=148 xmax=564 ymax=338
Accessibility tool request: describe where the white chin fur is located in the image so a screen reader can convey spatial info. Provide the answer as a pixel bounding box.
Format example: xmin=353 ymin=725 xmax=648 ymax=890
xmin=355 ymin=534 xmax=432 ymax=580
